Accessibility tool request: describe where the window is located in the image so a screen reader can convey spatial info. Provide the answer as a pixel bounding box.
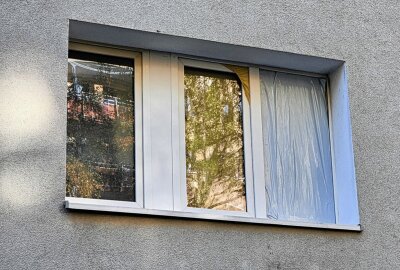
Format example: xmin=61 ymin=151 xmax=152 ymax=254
xmin=259 ymin=71 xmax=335 ymax=223
xmin=184 ymin=68 xmax=246 ymax=212
xmin=66 ymin=43 xmax=143 ymax=208
xmin=65 ymin=43 xmax=360 ymax=231
xmin=174 ymin=60 xmax=255 ymax=218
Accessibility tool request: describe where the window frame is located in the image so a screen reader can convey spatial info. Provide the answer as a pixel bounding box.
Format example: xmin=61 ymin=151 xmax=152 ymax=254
xmin=172 ymin=58 xmax=255 ymax=218
xmin=64 ymin=43 xmax=360 ymax=231
xmin=65 ymin=42 xmax=144 ymax=209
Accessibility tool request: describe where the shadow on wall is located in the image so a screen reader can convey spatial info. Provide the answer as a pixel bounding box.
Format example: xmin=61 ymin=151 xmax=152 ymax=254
xmin=64 ymin=208 xmax=362 ymax=239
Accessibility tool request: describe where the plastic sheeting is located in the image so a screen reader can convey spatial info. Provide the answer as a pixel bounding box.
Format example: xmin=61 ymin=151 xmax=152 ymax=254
xmin=260 ymin=70 xmax=335 ymax=223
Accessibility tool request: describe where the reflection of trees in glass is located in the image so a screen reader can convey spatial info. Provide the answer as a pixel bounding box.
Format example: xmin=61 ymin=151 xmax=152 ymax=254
xmin=66 ymin=157 xmax=102 ymax=198
xmin=66 ymin=58 xmax=135 ymax=201
xmin=185 ymin=70 xmax=246 ymax=211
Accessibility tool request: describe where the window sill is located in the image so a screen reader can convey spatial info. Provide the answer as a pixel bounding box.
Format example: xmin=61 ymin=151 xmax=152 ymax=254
xmin=64 ymin=198 xmax=362 ymax=232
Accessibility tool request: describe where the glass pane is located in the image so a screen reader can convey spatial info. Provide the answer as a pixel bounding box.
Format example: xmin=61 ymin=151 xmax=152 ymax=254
xmin=184 ymin=67 xmax=246 ymax=211
xmin=66 ymin=51 xmax=135 ymax=202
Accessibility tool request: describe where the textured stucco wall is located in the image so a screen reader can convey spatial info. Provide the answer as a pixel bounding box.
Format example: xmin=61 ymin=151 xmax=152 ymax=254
xmin=0 ymin=1 xmax=399 ymax=269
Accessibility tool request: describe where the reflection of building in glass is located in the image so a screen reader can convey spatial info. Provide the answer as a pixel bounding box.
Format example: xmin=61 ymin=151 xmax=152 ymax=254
xmin=67 ymin=93 xmax=133 ymax=122
xmin=66 ymin=55 xmax=136 ymax=202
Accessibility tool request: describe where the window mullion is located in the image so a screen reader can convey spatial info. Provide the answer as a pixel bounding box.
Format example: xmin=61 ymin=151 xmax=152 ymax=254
xmin=142 ymin=50 xmax=152 ymax=209
xmin=249 ymin=67 xmax=268 ymax=219
xmin=134 ymin=52 xmax=144 ymax=208
xmin=171 ymin=55 xmax=184 ymax=211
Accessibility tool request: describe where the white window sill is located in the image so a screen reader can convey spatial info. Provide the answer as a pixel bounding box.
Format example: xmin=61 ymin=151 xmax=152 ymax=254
xmin=64 ymin=198 xmax=362 ymax=232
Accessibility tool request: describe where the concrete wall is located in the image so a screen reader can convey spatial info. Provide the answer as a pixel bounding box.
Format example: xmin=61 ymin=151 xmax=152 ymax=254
xmin=0 ymin=1 xmax=399 ymax=269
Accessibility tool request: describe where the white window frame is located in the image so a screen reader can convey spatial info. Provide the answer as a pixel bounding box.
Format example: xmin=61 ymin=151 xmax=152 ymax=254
xmin=248 ymin=66 xmax=360 ymax=226
xmin=65 ymin=44 xmax=360 ymax=231
xmin=65 ymin=42 xmax=144 ymax=209
xmin=172 ymin=58 xmax=255 ymax=218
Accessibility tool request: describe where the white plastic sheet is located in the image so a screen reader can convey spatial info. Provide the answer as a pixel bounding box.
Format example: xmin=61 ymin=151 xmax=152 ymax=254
xmin=260 ymin=71 xmax=335 ymax=223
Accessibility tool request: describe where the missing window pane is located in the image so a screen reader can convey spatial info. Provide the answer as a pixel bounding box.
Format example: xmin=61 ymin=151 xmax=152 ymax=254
xmin=184 ymin=67 xmax=246 ymax=212
xmin=260 ymin=70 xmax=335 ymax=223
xmin=66 ymin=51 xmax=135 ymax=202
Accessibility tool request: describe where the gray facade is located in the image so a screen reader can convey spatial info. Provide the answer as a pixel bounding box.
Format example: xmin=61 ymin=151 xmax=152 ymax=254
xmin=0 ymin=1 xmax=399 ymax=269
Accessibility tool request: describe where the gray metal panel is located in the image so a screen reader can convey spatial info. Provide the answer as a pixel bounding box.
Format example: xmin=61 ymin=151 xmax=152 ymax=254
xmin=69 ymin=20 xmax=343 ymax=74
